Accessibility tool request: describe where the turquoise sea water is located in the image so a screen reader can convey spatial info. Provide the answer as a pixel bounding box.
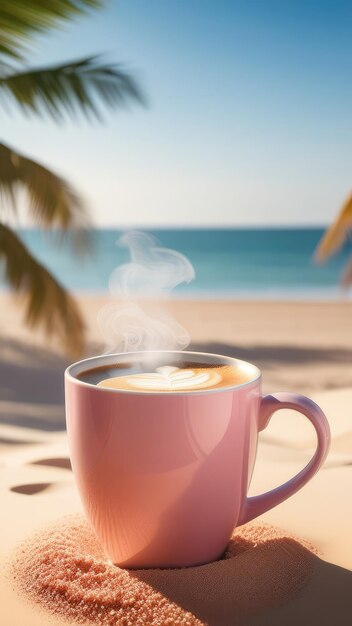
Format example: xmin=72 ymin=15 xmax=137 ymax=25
xmin=2 ymin=228 xmax=351 ymax=299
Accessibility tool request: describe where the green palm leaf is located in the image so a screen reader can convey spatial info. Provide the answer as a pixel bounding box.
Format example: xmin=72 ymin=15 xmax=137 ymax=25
xmin=0 ymin=142 xmax=89 ymax=230
xmin=0 ymin=222 xmax=85 ymax=355
xmin=0 ymin=57 xmax=145 ymax=121
xmin=0 ymin=1 xmax=103 ymax=60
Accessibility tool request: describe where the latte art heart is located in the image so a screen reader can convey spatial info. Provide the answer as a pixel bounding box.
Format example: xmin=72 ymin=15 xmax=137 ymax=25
xmin=98 ymin=366 xmax=223 ymax=392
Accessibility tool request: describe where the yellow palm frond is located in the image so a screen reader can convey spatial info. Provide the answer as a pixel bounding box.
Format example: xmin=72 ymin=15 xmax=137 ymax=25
xmin=315 ymin=192 xmax=352 ymax=262
xmin=0 ymin=222 xmax=85 ymax=356
xmin=341 ymin=257 xmax=352 ymax=288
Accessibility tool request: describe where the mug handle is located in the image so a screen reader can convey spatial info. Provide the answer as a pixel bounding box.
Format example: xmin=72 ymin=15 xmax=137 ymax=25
xmin=238 ymin=392 xmax=331 ymax=525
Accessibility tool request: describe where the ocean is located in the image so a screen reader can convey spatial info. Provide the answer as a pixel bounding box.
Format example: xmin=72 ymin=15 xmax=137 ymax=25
xmin=3 ymin=228 xmax=351 ymax=299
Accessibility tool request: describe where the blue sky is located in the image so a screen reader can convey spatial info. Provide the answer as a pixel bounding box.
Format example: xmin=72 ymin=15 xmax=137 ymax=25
xmin=3 ymin=0 xmax=352 ymax=226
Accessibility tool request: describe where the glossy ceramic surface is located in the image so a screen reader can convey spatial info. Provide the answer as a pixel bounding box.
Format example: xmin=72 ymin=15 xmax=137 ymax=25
xmin=65 ymin=351 xmax=330 ymax=568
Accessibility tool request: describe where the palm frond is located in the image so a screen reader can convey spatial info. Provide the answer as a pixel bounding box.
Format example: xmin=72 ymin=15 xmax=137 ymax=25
xmin=0 ymin=222 xmax=85 ymax=356
xmin=0 ymin=142 xmax=89 ymax=233
xmin=0 ymin=1 xmax=103 ymax=61
xmin=0 ymin=57 xmax=145 ymax=121
xmin=341 ymin=257 xmax=352 ymax=287
xmin=315 ymin=192 xmax=352 ymax=262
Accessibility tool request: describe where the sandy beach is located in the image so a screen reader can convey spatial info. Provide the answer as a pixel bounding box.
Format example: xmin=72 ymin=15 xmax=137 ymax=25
xmin=1 ymin=293 xmax=352 ymax=625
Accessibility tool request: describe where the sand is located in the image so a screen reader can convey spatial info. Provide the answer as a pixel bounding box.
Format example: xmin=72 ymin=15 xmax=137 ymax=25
xmin=11 ymin=518 xmax=316 ymax=626
xmin=1 ymin=293 xmax=352 ymax=625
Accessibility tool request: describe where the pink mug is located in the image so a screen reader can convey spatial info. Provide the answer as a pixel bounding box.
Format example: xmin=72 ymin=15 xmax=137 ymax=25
xmin=65 ymin=351 xmax=330 ymax=568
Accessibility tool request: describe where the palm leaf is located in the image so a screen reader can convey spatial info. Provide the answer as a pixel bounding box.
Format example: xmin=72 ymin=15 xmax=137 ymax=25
xmin=0 ymin=1 xmax=103 ymax=61
xmin=0 ymin=142 xmax=90 ymax=234
xmin=0 ymin=57 xmax=145 ymax=121
xmin=0 ymin=222 xmax=85 ymax=355
xmin=315 ymin=193 xmax=352 ymax=262
xmin=341 ymin=257 xmax=352 ymax=287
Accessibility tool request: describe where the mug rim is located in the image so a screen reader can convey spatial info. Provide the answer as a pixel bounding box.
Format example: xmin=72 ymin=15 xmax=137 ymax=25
xmin=65 ymin=351 xmax=261 ymax=396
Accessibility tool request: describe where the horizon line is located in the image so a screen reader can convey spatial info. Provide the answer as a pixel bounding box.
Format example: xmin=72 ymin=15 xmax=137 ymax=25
xmin=17 ymin=223 xmax=329 ymax=231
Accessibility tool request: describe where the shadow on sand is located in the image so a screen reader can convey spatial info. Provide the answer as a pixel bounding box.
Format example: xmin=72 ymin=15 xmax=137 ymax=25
xmin=0 ymin=337 xmax=99 ymax=432
xmin=132 ymin=549 xmax=352 ymax=626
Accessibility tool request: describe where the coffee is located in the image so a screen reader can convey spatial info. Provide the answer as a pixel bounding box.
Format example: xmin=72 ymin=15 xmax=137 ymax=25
xmin=78 ymin=360 xmax=253 ymax=392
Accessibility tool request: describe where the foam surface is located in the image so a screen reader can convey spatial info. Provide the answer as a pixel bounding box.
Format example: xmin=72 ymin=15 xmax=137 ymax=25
xmin=98 ymin=364 xmax=250 ymax=392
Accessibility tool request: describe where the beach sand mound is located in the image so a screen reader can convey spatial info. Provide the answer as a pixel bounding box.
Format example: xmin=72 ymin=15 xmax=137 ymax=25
xmin=11 ymin=516 xmax=316 ymax=626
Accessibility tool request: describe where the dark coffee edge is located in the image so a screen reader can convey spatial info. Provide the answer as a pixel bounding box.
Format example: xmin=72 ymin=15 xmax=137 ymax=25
xmin=77 ymin=360 xmax=231 ymax=382
xmin=76 ymin=362 xmax=133 ymax=381
xmin=175 ymin=361 xmax=227 ymax=370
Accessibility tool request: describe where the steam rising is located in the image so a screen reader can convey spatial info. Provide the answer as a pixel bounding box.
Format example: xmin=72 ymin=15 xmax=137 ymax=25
xmin=98 ymin=231 xmax=195 ymax=354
